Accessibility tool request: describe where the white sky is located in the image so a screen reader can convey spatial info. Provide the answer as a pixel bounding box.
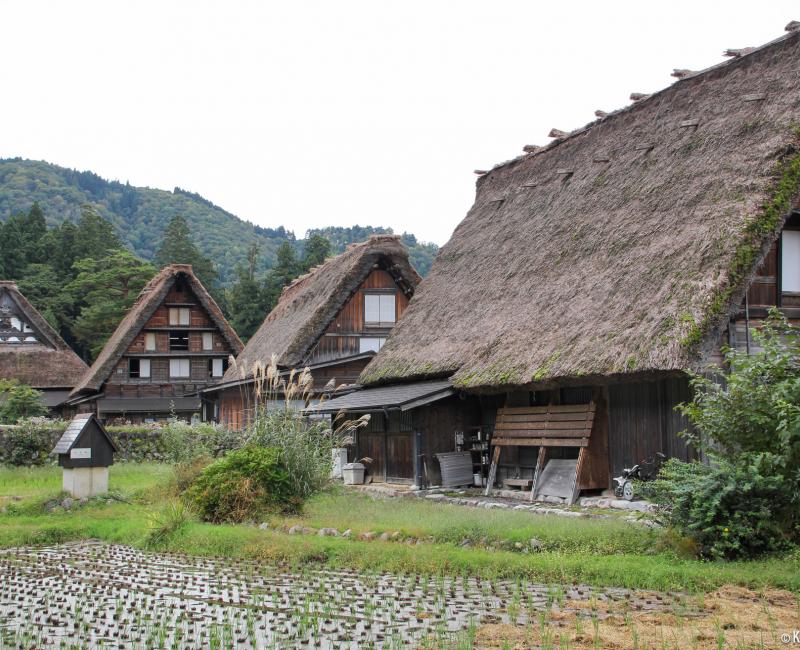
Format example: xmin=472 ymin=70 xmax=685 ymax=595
xmin=0 ymin=1 xmax=797 ymax=245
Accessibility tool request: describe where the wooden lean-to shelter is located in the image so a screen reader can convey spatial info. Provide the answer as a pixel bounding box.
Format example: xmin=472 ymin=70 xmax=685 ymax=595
xmin=0 ymin=281 xmax=89 ymax=410
xmin=201 ymin=235 xmax=420 ymax=430
xmin=312 ymin=24 xmax=800 ymax=497
xmin=67 ymin=264 xmax=242 ymax=422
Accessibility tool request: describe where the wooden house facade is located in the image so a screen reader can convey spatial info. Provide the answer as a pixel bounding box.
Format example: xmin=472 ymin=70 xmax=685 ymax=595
xmin=201 ymin=236 xmax=420 ymax=430
xmin=312 ymin=25 xmax=800 ymax=497
xmin=68 ymin=264 xmax=242 ymax=422
xmin=0 ymin=281 xmax=88 ymax=409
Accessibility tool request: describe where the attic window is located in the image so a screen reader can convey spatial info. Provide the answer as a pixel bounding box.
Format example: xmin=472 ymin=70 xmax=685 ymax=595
xmin=781 ymin=230 xmax=800 ymax=292
xmin=364 ymin=294 xmax=395 ymax=325
xmin=359 ymin=337 xmax=386 ymax=353
xmin=169 ymin=331 xmax=189 ymax=351
xmin=168 ymin=308 xmax=190 ymax=326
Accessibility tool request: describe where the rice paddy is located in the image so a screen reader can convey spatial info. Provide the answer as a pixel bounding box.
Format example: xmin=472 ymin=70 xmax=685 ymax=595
xmin=1 ymin=541 xmax=687 ymax=649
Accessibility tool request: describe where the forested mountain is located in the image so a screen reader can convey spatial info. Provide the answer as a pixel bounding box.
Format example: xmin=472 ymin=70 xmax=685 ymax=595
xmin=0 ymin=159 xmax=438 ymax=284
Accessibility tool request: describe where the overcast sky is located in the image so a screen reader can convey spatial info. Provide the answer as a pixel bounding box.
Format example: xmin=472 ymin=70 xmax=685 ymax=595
xmin=0 ymin=1 xmax=797 ymax=245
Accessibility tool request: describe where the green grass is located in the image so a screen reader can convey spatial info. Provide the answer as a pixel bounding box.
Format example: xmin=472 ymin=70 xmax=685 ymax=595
xmin=1 ymin=463 xmax=798 ymax=593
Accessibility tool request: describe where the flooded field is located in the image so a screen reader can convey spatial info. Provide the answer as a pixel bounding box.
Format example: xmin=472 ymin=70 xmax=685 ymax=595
xmin=0 ymin=541 xmax=683 ymax=648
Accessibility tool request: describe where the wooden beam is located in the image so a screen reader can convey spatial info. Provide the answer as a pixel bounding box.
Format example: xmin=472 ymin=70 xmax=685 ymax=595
xmin=530 ymin=446 xmax=546 ymax=503
xmin=484 ymin=446 xmax=501 ymax=496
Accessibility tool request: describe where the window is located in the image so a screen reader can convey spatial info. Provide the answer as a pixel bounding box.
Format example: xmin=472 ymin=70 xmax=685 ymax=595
xmin=359 ymin=337 xmax=386 ymax=353
xmin=782 ymin=230 xmax=800 ymax=292
xmin=202 ymin=332 xmax=213 ymax=350
xmin=169 ymin=358 xmax=191 ymax=378
xmin=129 ymin=358 xmax=150 ymax=378
xmin=144 ymin=333 xmax=156 ymax=352
xmin=208 ymin=358 xmax=225 ymax=377
xmin=169 ymin=331 xmax=189 ymax=351
xmin=364 ymin=294 xmax=396 ymax=325
xmin=168 ymin=307 xmax=190 ymax=326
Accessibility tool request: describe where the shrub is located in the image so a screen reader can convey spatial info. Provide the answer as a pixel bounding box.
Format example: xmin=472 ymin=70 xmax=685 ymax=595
xmin=649 ymin=311 xmax=800 ymax=560
xmin=144 ymin=500 xmax=195 ymax=549
xmin=185 ymin=446 xmax=294 ymax=523
xmin=0 ymin=381 xmax=47 ymax=423
xmin=645 ymin=456 xmax=796 ymax=560
xmin=1 ymin=419 xmax=64 ymax=466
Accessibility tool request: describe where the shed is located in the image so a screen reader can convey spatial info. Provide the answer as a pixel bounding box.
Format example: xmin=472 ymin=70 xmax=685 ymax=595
xmin=52 ymin=414 xmax=119 ymax=497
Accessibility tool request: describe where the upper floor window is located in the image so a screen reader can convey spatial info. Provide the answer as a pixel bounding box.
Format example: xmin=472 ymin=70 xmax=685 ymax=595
xmin=208 ymin=357 xmax=227 ymax=377
xmin=359 ymin=337 xmax=386 ymax=353
xmin=169 ymin=331 xmax=189 ymax=351
xmin=202 ymin=332 xmax=213 ymax=350
xmin=169 ymin=358 xmax=191 ymax=378
xmin=782 ymin=230 xmax=800 ymax=293
xmin=364 ymin=294 xmax=395 ymax=325
xmin=144 ymin=332 xmax=157 ymax=352
xmin=129 ymin=358 xmax=151 ymax=378
xmin=168 ymin=307 xmax=190 ymax=326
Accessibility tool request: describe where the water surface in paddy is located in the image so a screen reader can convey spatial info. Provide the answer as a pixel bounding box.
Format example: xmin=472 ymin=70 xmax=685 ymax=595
xmin=0 ymin=541 xmax=681 ymax=648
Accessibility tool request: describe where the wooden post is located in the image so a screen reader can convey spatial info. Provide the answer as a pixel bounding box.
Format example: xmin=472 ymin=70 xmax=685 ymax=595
xmin=569 ymin=447 xmax=587 ymax=505
xmin=484 ymin=446 xmax=501 ymax=496
xmin=530 ymin=446 xmax=546 ymax=502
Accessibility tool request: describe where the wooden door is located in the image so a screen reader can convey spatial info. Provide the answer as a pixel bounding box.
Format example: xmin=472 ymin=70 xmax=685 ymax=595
xmin=385 ymin=433 xmax=414 ymax=482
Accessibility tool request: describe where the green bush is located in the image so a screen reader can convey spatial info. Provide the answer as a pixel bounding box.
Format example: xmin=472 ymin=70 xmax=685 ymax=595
xmin=647 ymin=312 xmax=800 ymax=560
xmin=0 ymin=381 xmax=47 ymax=423
xmin=0 ymin=419 xmax=65 ymax=466
xmin=185 ymin=446 xmax=294 ymax=523
xmin=645 ymin=456 xmax=796 ymax=560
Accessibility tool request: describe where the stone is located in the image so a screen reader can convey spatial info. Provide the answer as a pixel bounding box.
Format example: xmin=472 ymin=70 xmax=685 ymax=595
xmin=379 ymin=532 xmax=391 ymax=542
xmin=529 ymin=538 xmax=543 ymax=551
xmin=360 ymin=531 xmax=375 ymax=541
xmin=258 ymin=523 xmax=269 ymax=531
xmin=317 ymin=528 xmax=339 ymax=537
xmin=425 ymin=494 xmax=445 ymax=500
xmin=288 ymin=525 xmax=302 ymax=535
xmin=61 ymin=498 xmax=73 ymax=510
xmin=513 ymin=542 xmax=524 ymax=550
xmin=301 ymin=527 xmax=316 ymax=535
xmin=458 ymin=539 xmax=472 ymax=548
xmin=390 ymin=531 xmax=401 ymax=540
xmin=79 ymin=498 xmax=89 ymax=505
xmin=342 ymin=529 xmax=352 ymax=538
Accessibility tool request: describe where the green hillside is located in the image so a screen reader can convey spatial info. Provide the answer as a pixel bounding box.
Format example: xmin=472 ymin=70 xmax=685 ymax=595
xmin=0 ymin=159 xmax=438 ymax=283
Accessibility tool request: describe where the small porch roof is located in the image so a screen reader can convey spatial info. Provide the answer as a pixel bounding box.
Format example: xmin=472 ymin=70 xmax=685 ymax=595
xmin=307 ymin=380 xmax=454 ymax=413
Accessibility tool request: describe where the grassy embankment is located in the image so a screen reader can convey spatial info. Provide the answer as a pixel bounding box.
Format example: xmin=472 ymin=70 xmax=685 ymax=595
xmin=1 ymin=463 xmax=798 ymax=594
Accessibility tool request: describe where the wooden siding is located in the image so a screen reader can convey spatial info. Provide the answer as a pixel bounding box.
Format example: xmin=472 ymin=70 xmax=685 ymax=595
xmin=215 ymin=357 xmax=373 ymax=431
xmin=306 ymin=269 xmax=410 ymax=364
xmin=107 ymin=280 xmax=236 ymax=402
xmin=607 ymin=376 xmax=694 ymax=478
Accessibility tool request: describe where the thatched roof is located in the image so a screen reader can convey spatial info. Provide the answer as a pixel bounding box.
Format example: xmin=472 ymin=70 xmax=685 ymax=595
xmin=71 ymin=264 xmax=243 ymax=395
xmin=0 ymin=281 xmax=89 ymax=390
xmin=362 ymin=27 xmax=800 ymax=390
xmin=224 ymin=235 xmax=420 ymax=382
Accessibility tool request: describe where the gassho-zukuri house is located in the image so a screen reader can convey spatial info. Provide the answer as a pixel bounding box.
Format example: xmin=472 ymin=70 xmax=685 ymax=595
xmin=67 ymin=264 xmax=243 ymax=422
xmin=310 ymin=24 xmax=800 ymax=499
xmin=201 ymin=235 xmax=421 ymax=429
xmin=0 ymin=281 xmax=89 ymax=410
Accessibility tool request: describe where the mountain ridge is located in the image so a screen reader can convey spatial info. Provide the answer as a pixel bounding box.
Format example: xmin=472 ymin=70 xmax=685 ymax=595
xmin=0 ymin=158 xmax=438 ymax=283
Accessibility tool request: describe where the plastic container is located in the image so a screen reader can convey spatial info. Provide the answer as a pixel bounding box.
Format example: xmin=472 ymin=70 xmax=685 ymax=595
xmin=342 ymin=462 xmax=365 ymax=485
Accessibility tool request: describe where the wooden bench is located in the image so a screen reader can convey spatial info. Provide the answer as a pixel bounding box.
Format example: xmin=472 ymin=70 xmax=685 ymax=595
xmin=485 ymin=402 xmax=607 ymax=504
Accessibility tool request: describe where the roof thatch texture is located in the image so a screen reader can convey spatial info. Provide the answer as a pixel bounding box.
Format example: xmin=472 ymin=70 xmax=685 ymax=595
xmin=71 ymin=264 xmax=243 ymax=395
xmin=224 ymin=235 xmax=420 ymax=382
xmin=0 ymin=281 xmax=88 ymax=389
xmin=362 ymin=29 xmax=800 ymax=390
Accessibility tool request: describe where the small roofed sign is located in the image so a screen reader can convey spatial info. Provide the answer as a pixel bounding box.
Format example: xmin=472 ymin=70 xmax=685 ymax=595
xmin=52 ymin=414 xmax=119 ymax=499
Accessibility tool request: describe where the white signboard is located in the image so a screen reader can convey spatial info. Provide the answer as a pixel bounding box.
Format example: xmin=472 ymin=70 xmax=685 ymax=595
xmin=70 ymin=448 xmax=92 ymax=460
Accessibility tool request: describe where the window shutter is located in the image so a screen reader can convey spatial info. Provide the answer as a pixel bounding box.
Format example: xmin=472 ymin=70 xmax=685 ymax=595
xmin=202 ymin=333 xmax=213 ymax=350
xmin=144 ymin=333 xmax=156 ymax=351
xmin=379 ymin=295 xmax=396 ymax=323
xmin=782 ymin=231 xmax=800 ymax=292
xmin=364 ymin=295 xmax=381 ymax=323
xmin=140 ymin=359 xmax=151 ymax=378
xmin=170 ymin=358 xmax=190 ymax=378
xmin=212 ymin=358 xmax=224 ymax=377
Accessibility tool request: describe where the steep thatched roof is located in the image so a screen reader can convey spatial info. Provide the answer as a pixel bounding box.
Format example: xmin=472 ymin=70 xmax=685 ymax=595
xmin=71 ymin=264 xmax=243 ymax=395
xmin=362 ymin=27 xmax=800 ymax=390
xmin=224 ymin=235 xmax=420 ymax=382
xmin=0 ymin=281 xmax=89 ymax=389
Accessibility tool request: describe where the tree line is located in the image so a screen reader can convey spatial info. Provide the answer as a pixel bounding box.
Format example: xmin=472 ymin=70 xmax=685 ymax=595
xmin=0 ymin=203 xmax=333 ymax=361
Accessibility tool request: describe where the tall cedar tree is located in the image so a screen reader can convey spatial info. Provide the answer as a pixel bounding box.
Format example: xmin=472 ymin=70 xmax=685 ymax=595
xmin=228 ymin=243 xmax=270 ymax=341
xmin=302 ymin=234 xmax=332 ymax=269
xmin=67 ymin=250 xmax=156 ymax=359
xmin=155 ymin=214 xmax=217 ymax=288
